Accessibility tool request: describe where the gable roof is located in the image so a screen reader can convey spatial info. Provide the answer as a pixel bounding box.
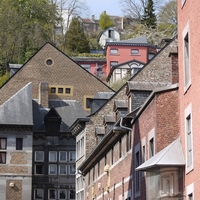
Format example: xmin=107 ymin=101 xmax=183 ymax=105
xmin=0 ymin=83 xmax=33 ymax=125
xmin=0 ymin=42 xmax=114 ymax=106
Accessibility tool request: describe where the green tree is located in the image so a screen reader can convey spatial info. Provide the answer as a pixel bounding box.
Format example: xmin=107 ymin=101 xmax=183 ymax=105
xmin=141 ymin=0 xmax=157 ymax=28
xmin=99 ymin=11 xmax=114 ymax=31
xmin=64 ymin=18 xmax=90 ymax=54
xmin=0 ymin=0 xmax=58 ymax=73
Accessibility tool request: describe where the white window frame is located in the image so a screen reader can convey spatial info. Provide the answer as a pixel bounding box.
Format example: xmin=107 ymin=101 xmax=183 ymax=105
xmin=186 ymin=183 xmax=194 ymax=200
xmin=59 ymin=151 xmax=67 ymax=162
xmin=49 ymin=164 xmax=57 ymax=175
xmin=69 ymin=189 xmax=76 ymax=200
xmin=59 ymin=164 xmax=67 ymax=175
xmin=35 ymin=151 xmax=44 ymax=162
xmin=49 ymin=151 xmax=57 ymax=162
xmin=185 ymin=103 xmax=193 ymax=173
xmin=69 ymin=164 xmax=76 ymax=174
xmin=131 ymin=49 xmax=139 ymax=55
xmin=69 ymin=151 xmax=76 ymax=162
xmin=182 ymin=22 xmax=191 ymax=93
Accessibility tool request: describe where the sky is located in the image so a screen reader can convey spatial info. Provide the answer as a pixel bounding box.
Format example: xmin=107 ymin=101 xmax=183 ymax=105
xmin=85 ymin=0 xmax=122 ymax=19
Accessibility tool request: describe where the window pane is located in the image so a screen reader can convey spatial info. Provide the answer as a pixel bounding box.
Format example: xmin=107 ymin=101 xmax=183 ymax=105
xmin=59 ymin=189 xmax=66 ymax=199
xmin=69 ymin=151 xmax=76 ymax=161
xmin=0 ymin=152 xmax=6 ymax=164
xmin=65 ymin=88 xmax=71 ymax=94
xmin=58 ymin=88 xmax=63 ymax=93
xmin=49 ymin=164 xmax=57 ymax=175
xmin=35 ymin=164 xmax=43 ymax=175
xmin=50 ymin=87 xmax=56 ymax=93
xmin=16 ymin=138 xmax=23 ymax=150
xmin=49 ymin=151 xmax=57 ymax=162
xmin=131 ymin=49 xmax=139 ymax=55
xmin=59 ymin=151 xmax=67 ymax=162
xmin=34 ymin=189 xmax=43 ymax=199
xmin=35 ymin=151 xmax=44 ymax=162
xmin=69 ymin=189 xmax=75 ymax=199
xmin=110 ymin=49 xmax=118 ymax=54
xmin=69 ymin=164 xmax=76 ymax=174
xmin=59 ymin=164 xmax=67 ymax=175
xmin=49 ymin=189 xmax=56 ymax=199
xmin=0 ymin=138 xmax=6 ymax=149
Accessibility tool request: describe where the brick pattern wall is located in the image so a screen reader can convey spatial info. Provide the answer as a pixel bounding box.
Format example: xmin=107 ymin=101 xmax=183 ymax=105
xmin=0 ymin=43 xmax=113 ymax=108
xmin=6 ymin=180 xmax=22 ymax=200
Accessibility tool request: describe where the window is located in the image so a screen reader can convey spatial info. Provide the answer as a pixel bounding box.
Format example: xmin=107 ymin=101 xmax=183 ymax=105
xmin=135 ymin=143 xmax=140 ymax=197
xmin=108 ymin=30 xmax=114 ymax=38
xmin=119 ymin=139 xmax=122 ymax=158
xmin=185 ymin=103 xmax=193 ymax=173
xmin=111 ymin=147 xmax=114 ymax=165
xmin=186 ymin=183 xmax=194 ymax=200
xmin=148 ymin=128 xmax=155 ymax=158
xmin=104 ymin=154 xmax=107 ymax=165
xmin=59 ymin=151 xmax=67 ymax=162
xmin=0 ymin=152 xmax=6 ymax=164
xmin=149 ymin=138 xmax=154 ymax=158
xmin=49 ymin=85 xmax=73 ymax=96
xmin=182 ymin=22 xmax=190 ymax=91
xmin=69 ymin=151 xmax=76 ymax=162
xmin=35 ymin=164 xmax=43 ymax=175
xmin=110 ymin=49 xmax=118 ymax=54
xmin=49 ymin=164 xmax=57 ymax=175
xmin=0 ymin=138 xmax=6 ymax=149
xmin=46 ymin=59 xmax=53 ymax=66
xmin=0 ymin=138 xmax=6 ymax=164
xmin=93 ymin=166 xmax=95 ymax=181
xmin=84 ymin=95 xmax=93 ymax=110
xmin=69 ymin=164 xmax=76 ymax=174
xmin=59 ymin=189 xmax=67 ymax=199
xmin=110 ymin=61 xmax=118 ymax=68
xmin=34 ymin=189 xmax=43 ymax=199
xmin=49 ymin=151 xmax=57 ymax=162
xmin=35 ymin=151 xmax=44 ymax=162
xmin=126 ymin=132 xmax=131 ymax=152
xmin=69 ymin=189 xmax=76 ymax=199
xmin=58 ymin=88 xmax=63 ymax=93
xmin=49 ymin=189 xmax=56 ymax=199
xmin=16 ymin=138 xmax=23 ymax=150
xmin=98 ymin=161 xmax=100 ymax=176
xmin=59 ymin=164 xmax=67 ymax=175
xmin=50 ymin=87 xmax=56 ymax=93
xmin=65 ymin=88 xmax=71 ymax=94
xmin=131 ymin=49 xmax=139 ymax=55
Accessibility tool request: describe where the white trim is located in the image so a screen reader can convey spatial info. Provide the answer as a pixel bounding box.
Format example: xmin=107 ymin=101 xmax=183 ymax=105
xmin=186 ymin=183 xmax=194 ymax=200
xmin=184 ymin=103 xmax=193 ymax=173
xmin=182 ymin=21 xmax=191 ymax=93
xmin=148 ymin=128 xmax=155 ymax=158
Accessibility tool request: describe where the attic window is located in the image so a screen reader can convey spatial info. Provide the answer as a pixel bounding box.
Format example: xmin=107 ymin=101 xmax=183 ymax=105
xmin=49 ymin=85 xmax=73 ymax=96
xmin=46 ymin=59 xmax=53 ymax=65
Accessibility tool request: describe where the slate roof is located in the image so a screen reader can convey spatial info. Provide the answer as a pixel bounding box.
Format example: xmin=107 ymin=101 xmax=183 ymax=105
xmin=106 ymin=36 xmax=149 ymax=46
xmin=33 ymin=100 xmax=88 ymax=132
xmin=93 ymin=92 xmax=115 ymax=99
xmin=0 ymin=83 xmax=33 ymax=125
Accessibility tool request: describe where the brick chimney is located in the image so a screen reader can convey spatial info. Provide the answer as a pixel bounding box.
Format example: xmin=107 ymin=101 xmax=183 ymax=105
xmin=169 ymin=52 xmax=179 ymax=84
xmin=39 ymin=82 xmax=49 ymax=108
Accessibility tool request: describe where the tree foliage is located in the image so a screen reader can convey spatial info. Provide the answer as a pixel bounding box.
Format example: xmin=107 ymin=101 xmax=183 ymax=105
xmin=141 ymin=0 xmax=157 ymax=28
xmin=158 ymin=0 xmax=177 ymax=25
xmin=99 ymin=11 xmax=114 ymax=31
xmin=0 ymin=0 xmax=58 ymax=74
xmin=63 ymin=17 xmax=90 ymax=54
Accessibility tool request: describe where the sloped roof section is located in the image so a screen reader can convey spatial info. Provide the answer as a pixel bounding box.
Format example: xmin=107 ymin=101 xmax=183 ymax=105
xmin=0 ymin=83 xmax=33 ymax=125
xmin=33 ymin=100 xmax=88 ymax=132
xmin=136 ymin=137 xmax=185 ymax=171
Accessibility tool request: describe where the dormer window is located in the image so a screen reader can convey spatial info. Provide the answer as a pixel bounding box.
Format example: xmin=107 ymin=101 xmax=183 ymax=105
xmin=108 ymin=30 xmax=114 ymax=38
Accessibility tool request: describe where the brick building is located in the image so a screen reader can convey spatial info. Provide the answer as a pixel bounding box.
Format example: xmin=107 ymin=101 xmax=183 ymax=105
xmin=178 ymin=0 xmax=200 ymax=198
xmin=0 ymin=43 xmax=113 ymax=200
xmin=71 ymin=37 xmax=179 ymax=199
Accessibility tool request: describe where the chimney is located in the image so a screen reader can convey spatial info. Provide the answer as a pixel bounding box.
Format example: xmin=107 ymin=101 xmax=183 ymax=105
xmin=39 ymin=82 xmax=49 ymax=108
xmin=169 ymin=52 xmax=179 ymax=84
xmin=91 ymin=15 xmax=95 ymax=21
